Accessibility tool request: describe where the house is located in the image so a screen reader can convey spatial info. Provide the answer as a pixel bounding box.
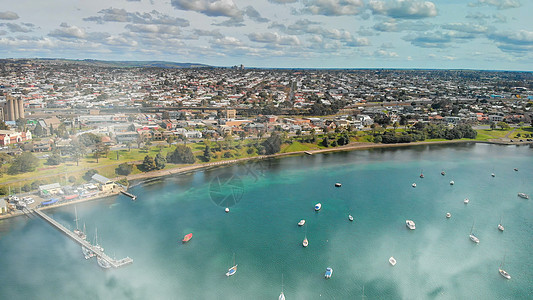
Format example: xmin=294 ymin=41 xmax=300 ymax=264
xmin=0 ymin=130 xmax=32 ymax=146
xmin=91 ymin=174 xmax=117 ymax=193
xmin=39 ymin=183 xmax=62 ymax=196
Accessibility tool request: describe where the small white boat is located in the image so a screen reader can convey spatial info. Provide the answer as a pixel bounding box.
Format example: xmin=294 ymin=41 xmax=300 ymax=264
xmin=491 ymin=173 xmax=495 ymax=177
xmin=335 ymin=183 xmax=342 ymax=187
xmin=348 ymin=214 xmax=354 ymax=222
xmin=325 ymin=267 xmax=333 ymax=279
xmin=499 ymin=255 xmax=511 ymax=279
xmin=314 ymin=203 xmax=321 ymax=211
xmin=279 ymin=274 xmax=286 ymax=300
xmin=450 ymin=181 xmax=454 ymax=185
xmin=298 ymin=219 xmax=306 ymax=226
xmin=302 ymin=237 xmax=308 ymax=247
xmin=469 ymin=222 xmax=479 ymax=244
xmin=406 ymin=220 xmax=416 ymax=230
xmin=225 ymin=207 xmax=230 ymax=213
xmin=446 ymin=212 xmax=451 ymax=218
xmin=97 ymin=256 xmax=112 ymax=269
xmin=412 ymin=183 xmax=416 ymax=188
xmin=518 ymin=193 xmax=529 ymax=199
xmin=498 ymin=217 xmax=504 ymax=231
xmin=464 ymin=198 xmax=469 ymax=204
xmin=389 ymin=256 xmax=397 ymax=266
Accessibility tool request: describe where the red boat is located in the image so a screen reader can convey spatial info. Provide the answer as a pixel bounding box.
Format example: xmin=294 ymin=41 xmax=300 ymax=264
xmin=182 ymin=233 xmax=193 ymax=243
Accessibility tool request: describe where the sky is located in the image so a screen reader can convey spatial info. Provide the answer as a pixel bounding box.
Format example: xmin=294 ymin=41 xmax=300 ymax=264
xmin=0 ymin=0 xmax=532 ymax=70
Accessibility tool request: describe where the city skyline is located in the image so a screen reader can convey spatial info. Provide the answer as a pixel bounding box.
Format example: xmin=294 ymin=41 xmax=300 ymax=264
xmin=1 ymin=0 xmax=532 ymax=71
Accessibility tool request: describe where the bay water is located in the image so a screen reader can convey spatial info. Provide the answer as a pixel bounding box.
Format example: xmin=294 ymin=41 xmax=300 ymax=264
xmin=1 ymin=143 xmax=532 ymax=299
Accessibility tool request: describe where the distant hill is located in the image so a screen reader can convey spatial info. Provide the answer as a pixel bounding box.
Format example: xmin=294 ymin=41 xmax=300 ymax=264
xmin=23 ymin=58 xmax=212 ymax=69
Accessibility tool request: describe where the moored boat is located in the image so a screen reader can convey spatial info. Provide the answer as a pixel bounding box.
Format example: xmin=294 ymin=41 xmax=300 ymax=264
xmin=441 ymin=171 xmax=446 ymax=176
xmin=412 ymin=183 xmax=416 ymax=188
xmin=225 ymin=207 xmax=230 ymax=213
xmin=498 ymin=217 xmax=504 ymax=231
xmin=226 ymin=253 xmax=237 ymax=276
xmin=314 ymin=203 xmax=321 ymax=211
xmin=325 ymin=267 xmax=333 ymax=279
xmin=464 ymin=198 xmax=469 ymax=204
xmin=406 ymin=220 xmax=416 ymax=230
xmin=446 ymin=212 xmax=451 ymax=218
xmin=389 ymin=256 xmax=397 ymax=266
xmin=97 ymin=256 xmax=112 ymax=269
xmin=450 ymin=181 xmax=454 ymax=185
xmin=499 ymin=255 xmax=511 ymax=279
xmin=518 ymin=193 xmax=529 ymax=199
xmin=335 ymin=182 xmax=342 ymax=187
xmin=182 ymin=233 xmax=193 ymax=243
xmin=469 ymin=222 xmax=479 ymax=244
xmin=303 ymin=237 xmax=308 ymax=247
xmin=348 ymin=214 xmax=353 ymax=222
xmin=298 ymin=219 xmax=305 ymax=226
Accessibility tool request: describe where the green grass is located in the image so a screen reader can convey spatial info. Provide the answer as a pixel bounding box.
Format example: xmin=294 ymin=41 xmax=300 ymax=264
xmin=281 ymin=141 xmax=314 ymax=153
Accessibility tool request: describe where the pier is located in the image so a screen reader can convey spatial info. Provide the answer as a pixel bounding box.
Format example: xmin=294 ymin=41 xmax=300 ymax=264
xmin=33 ymin=208 xmax=133 ymax=268
xmin=120 ymin=190 xmax=137 ymax=200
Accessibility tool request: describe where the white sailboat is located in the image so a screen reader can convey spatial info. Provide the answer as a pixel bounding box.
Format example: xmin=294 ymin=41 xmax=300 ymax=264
xmin=73 ymin=207 xmax=86 ymax=240
xmin=499 ymin=255 xmax=511 ymax=279
xmin=469 ymin=221 xmax=479 ymax=244
xmin=498 ymin=216 xmax=504 ymax=231
xmin=226 ymin=253 xmax=237 ymax=276
xmin=279 ymin=274 xmax=285 ymax=300
xmin=94 ymin=228 xmax=104 ymax=252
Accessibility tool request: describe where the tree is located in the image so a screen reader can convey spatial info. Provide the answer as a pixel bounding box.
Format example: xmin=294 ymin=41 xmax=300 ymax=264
xmin=203 ymin=144 xmax=212 ymax=161
xmin=7 ymin=152 xmax=39 ymax=175
xmin=0 ymin=120 xmax=8 ymax=130
xmin=83 ymin=169 xmax=98 ymax=181
xmin=490 ymin=122 xmax=496 ymax=130
xmin=497 ymin=121 xmax=510 ymax=130
xmin=262 ymin=133 xmax=282 ymax=155
xmin=115 ymin=163 xmax=133 ymax=176
xmin=46 ymin=151 xmax=62 ymax=165
xmin=155 ymin=152 xmax=166 ymax=170
xmin=321 ymin=136 xmax=329 ymax=147
xmin=34 ymin=122 xmax=45 ymax=137
xmin=141 ymin=155 xmax=157 ymax=172
xmin=167 ymin=145 xmax=195 ymax=164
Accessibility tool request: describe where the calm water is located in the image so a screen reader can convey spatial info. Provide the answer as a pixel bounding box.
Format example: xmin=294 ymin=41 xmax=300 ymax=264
xmin=1 ymin=143 xmax=532 ymax=299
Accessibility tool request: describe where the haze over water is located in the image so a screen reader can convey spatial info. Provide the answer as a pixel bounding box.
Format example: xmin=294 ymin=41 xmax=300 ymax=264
xmin=1 ymin=143 xmax=532 ymax=299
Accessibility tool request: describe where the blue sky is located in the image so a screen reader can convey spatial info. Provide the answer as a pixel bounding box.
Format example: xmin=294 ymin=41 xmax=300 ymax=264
xmin=1 ymin=0 xmax=532 ymax=70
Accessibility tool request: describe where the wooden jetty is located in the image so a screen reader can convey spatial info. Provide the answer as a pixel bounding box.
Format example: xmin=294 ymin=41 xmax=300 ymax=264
xmin=120 ymin=190 xmax=137 ymax=200
xmin=33 ymin=208 xmax=133 ymax=268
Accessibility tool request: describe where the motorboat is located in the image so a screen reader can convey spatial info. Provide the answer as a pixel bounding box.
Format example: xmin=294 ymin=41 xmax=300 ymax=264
xmin=498 ymin=223 xmax=504 ymax=231
xmin=499 ymin=255 xmax=511 ymax=279
xmin=518 ymin=193 xmax=529 ymax=199
xmin=464 ymin=198 xmax=469 ymax=204
xmin=513 ymin=168 xmax=518 ymax=172
xmin=302 ymin=237 xmax=308 ymax=247
xmin=441 ymin=171 xmax=446 ymax=176
xmin=324 ymin=267 xmax=333 ymax=279
xmin=225 ymin=207 xmax=230 ymax=213
xmin=298 ymin=219 xmax=306 ymax=226
xmin=491 ymin=173 xmax=495 ymax=177
xmin=335 ymin=183 xmax=342 ymax=187
xmin=446 ymin=212 xmax=451 ymax=218
xmin=348 ymin=215 xmax=353 ymax=222
xmin=182 ymin=233 xmax=193 ymax=243
xmin=406 ymin=220 xmax=416 ymax=230
xmin=279 ymin=274 xmax=286 ymax=300
xmin=389 ymin=256 xmax=397 ymax=266
xmin=450 ymin=181 xmax=454 ymax=185
xmin=82 ymin=246 xmax=95 ymax=259
xmin=412 ymin=183 xmax=416 ymax=188
xmin=314 ymin=203 xmax=321 ymax=211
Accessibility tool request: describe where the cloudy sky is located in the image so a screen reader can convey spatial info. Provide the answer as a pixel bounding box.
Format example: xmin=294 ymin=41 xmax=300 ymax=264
xmin=1 ymin=0 xmax=532 ymax=70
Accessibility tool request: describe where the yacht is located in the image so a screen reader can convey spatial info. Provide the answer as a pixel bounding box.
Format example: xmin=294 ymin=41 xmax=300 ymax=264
xmin=298 ymin=219 xmax=306 ymax=226
xmin=441 ymin=171 xmax=446 ymax=176
xmin=406 ymin=220 xmax=416 ymax=230
xmin=302 ymin=236 xmax=308 ymax=247
xmin=389 ymin=256 xmax=397 ymax=266
xmin=499 ymin=255 xmax=511 ymax=279
xmin=469 ymin=222 xmax=480 ymax=244
xmin=420 ymin=170 xmax=424 ymax=178
xmin=335 ymin=183 xmax=342 ymax=187
xmin=464 ymin=198 xmax=469 ymax=204
xmin=498 ymin=217 xmax=504 ymax=231
xmin=324 ymin=267 xmax=333 ymax=279
xmin=225 ymin=207 xmax=230 ymax=213
xmin=513 ymin=168 xmax=518 ymax=172
xmin=518 ymin=193 xmax=529 ymax=199
xmin=97 ymin=256 xmax=112 ymax=269
xmin=226 ymin=253 xmax=237 ymax=276
xmin=412 ymin=183 xmax=416 ymax=188
xmin=446 ymin=212 xmax=451 ymax=218
xmin=348 ymin=214 xmax=354 ymax=222
xmin=450 ymin=181 xmax=455 ymax=185
xmin=82 ymin=246 xmax=95 ymax=259
xmin=314 ymin=203 xmax=321 ymax=211
xmin=491 ymin=173 xmax=495 ymax=177
xmin=182 ymin=233 xmax=193 ymax=243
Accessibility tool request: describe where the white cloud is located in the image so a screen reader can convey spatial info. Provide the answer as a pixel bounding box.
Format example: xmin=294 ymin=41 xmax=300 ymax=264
xmin=247 ymin=32 xmax=301 ymax=45
xmin=373 ymin=19 xmax=434 ymax=32
xmin=468 ymin=0 xmax=521 ymax=10
xmin=171 ymin=0 xmax=243 ymax=19
xmin=369 ymin=0 xmax=438 ymax=19
xmin=125 ymin=24 xmax=183 ymax=36
xmin=301 ymin=0 xmax=365 ymax=16
xmin=374 ymin=49 xmax=399 ymax=57
xmin=84 ymin=9 xmax=190 ymax=27
xmin=0 ymin=11 xmax=19 ymax=20
xmin=48 ymin=23 xmax=87 ymax=39
xmin=488 ymin=30 xmax=533 ymax=53
xmin=441 ymin=23 xmax=489 ymax=34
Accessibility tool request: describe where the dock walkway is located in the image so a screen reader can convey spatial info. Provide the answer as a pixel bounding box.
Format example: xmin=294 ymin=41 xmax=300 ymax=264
xmin=33 ymin=208 xmax=133 ymax=268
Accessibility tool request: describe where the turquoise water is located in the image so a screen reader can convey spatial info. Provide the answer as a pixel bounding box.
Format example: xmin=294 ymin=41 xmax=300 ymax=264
xmin=1 ymin=143 xmax=532 ymax=299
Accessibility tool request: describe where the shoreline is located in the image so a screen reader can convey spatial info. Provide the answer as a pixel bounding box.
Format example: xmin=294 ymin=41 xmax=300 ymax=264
xmin=1 ymin=138 xmax=529 ymax=221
